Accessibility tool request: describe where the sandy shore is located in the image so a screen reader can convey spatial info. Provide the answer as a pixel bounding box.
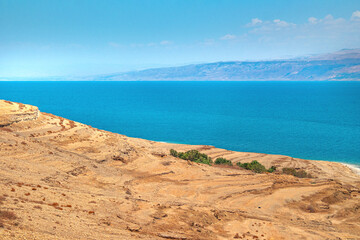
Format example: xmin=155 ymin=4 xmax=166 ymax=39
xmin=342 ymin=163 xmax=360 ymax=175
xmin=1 ymin=100 xmax=360 ymax=240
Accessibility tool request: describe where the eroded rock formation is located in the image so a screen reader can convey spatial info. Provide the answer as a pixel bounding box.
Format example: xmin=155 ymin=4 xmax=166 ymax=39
xmin=0 ymin=100 xmax=39 ymax=127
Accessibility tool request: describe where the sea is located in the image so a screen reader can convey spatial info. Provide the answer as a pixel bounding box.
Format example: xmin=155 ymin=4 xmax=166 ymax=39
xmin=1 ymin=81 xmax=360 ymax=166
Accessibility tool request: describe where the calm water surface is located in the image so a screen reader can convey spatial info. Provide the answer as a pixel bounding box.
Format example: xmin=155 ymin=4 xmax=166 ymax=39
xmin=1 ymin=81 xmax=359 ymax=165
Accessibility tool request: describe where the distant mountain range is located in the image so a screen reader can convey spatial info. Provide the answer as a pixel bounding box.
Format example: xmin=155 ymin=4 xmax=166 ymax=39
xmin=2 ymin=49 xmax=359 ymax=81
xmin=93 ymin=49 xmax=360 ymax=81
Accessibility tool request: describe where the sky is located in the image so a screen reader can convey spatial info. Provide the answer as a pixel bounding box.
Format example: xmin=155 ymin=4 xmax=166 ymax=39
xmin=1 ymin=0 xmax=360 ymax=77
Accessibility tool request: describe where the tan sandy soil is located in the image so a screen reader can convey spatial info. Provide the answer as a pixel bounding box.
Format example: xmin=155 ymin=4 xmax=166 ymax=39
xmin=0 ymin=100 xmax=359 ymax=240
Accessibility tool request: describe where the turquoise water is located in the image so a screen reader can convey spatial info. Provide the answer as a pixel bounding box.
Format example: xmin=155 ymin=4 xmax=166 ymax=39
xmin=1 ymin=81 xmax=360 ymax=165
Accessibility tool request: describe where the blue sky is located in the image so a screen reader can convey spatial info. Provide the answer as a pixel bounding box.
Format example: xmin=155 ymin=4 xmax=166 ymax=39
xmin=1 ymin=0 xmax=360 ymax=77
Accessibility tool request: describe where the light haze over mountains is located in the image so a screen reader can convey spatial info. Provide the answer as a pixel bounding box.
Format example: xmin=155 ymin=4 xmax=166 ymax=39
xmin=87 ymin=49 xmax=360 ymax=81
xmin=3 ymin=49 xmax=359 ymax=81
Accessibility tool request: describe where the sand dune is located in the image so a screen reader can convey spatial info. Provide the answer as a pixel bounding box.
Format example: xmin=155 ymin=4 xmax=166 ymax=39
xmin=0 ymin=100 xmax=359 ymax=239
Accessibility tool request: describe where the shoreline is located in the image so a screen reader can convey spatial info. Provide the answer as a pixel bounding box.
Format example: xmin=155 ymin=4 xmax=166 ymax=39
xmin=2 ymin=98 xmax=359 ymax=175
xmin=343 ymin=163 xmax=360 ymax=175
xmin=155 ymin=139 xmax=360 ymax=174
xmin=2 ymin=81 xmax=359 ymax=169
xmin=1 ymin=98 xmax=359 ymax=179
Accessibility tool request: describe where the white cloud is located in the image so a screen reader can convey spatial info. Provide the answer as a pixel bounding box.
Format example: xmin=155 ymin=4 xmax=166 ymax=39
xmin=322 ymin=14 xmax=346 ymax=25
xmin=220 ymin=34 xmax=236 ymax=40
xmin=246 ymin=18 xmax=295 ymax=32
xmin=273 ymin=19 xmax=291 ymax=27
xmin=308 ymin=17 xmax=318 ymax=24
xmin=246 ymin=18 xmax=263 ymax=27
xmin=324 ymin=14 xmax=334 ymax=21
xmin=246 ymin=19 xmax=296 ymax=34
xmin=246 ymin=13 xmax=351 ymax=35
xmin=242 ymin=12 xmax=360 ymax=52
xmin=351 ymin=10 xmax=360 ymax=21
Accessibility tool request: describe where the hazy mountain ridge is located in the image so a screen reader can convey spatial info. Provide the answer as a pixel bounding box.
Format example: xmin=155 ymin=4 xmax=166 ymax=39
xmin=2 ymin=49 xmax=360 ymax=81
xmin=98 ymin=49 xmax=360 ymax=81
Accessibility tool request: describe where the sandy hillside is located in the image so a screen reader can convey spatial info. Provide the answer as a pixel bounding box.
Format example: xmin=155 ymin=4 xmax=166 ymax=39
xmin=0 ymin=100 xmax=359 ymax=240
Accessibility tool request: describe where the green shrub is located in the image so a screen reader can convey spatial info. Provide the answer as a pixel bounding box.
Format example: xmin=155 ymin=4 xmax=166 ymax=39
xmin=236 ymin=160 xmax=270 ymax=173
xmin=267 ymin=166 xmax=277 ymax=173
xmin=169 ymin=149 xmax=213 ymax=165
xmin=170 ymin=150 xmax=278 ymax=172
xmin=239 ymin=162 xmax=250 ymax=169
xmin=282 ymin=167 xmax=296 ymax=176
xmin=282 ymin=168 xmax=313 ymax=178
xmin=214 ymin=157 xmax=233 ymax=166
xmin=249 ymin=161 xmax=267 ymax=173
xmin=170 ymin=149 xmax=178 ymax=157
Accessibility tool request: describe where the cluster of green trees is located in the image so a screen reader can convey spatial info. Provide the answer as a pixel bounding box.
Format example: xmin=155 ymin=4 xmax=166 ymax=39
xmin=282 ymin=167 xmax=313 ymax=178
xmin=169 ymin=149 xmax=276 ymax=173
xmin=170 ymin=149 xmax=213 ymax=165
xmin=214 ymin=157 xmax=233 ymax=166
xmin=169 ymin=149 xmax=314 ymax=178
xmin=236 ymin=160 xmax=276 ymax=173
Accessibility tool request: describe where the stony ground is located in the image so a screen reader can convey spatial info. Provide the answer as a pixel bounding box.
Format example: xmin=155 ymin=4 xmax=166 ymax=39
xmin=0 ymin=100 xmax=359 ymax=240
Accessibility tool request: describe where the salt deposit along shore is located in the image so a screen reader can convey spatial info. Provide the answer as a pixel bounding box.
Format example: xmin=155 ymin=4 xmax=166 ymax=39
xmin=342 ymin=163 xmax=360 ymax=175
xmin=1 ymin=100 xmax=359 ymax=239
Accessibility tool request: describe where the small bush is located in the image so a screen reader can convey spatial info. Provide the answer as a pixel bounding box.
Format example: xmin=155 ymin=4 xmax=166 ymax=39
xmin=236 ymin=160 xmax=268 ymax=173
xmin=282 ymin=168 xmax=313 ymax=178
xmin=267 ymin=166 xmax=277 ymax=173
xmin=236 ymin=161 xmax=277 ymax=174
xmin=214 ymin=158 xmax=233 ymax=166
xmin=170 ymin=149 xmax=178 ymax=157
xmin=170 ymin=149 xmax=213 ymax=165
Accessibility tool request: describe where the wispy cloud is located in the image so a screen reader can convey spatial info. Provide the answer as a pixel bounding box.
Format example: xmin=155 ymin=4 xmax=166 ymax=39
xmin=351 ymin=10 xmax=360 ymax=21
xmin=220 ymin=34 xmax=236 ymax=40
xmin=246 ymin=18 xmax=263 ymax=27
xmin=245 ymin=11 xmax=359 ymax=35
xmin=308 ymin=17 xmax=318 ymax=24
xmin=273 ymin=19 xmax=294 ymax=27
xmin=160 ymin=40 xmax=172 ymax=45
xmin=240 ymin=11 xmax=360 ymax=53
xmin=247 ymin=18 xmax=296 ymax=33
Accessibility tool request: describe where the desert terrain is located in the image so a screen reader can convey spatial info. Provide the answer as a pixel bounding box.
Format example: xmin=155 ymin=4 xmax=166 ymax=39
xmin=0 ymin=100 xmax=359 ymax=240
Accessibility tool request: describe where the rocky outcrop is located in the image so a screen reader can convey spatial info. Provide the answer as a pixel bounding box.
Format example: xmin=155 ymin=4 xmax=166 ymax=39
xmin=0 ymin=100 xmax=39 ymax=127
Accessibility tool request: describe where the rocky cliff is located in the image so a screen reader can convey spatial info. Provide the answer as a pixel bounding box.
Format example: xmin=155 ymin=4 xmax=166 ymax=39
xmin=0 ymin=100 xmax=39 ymax=127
